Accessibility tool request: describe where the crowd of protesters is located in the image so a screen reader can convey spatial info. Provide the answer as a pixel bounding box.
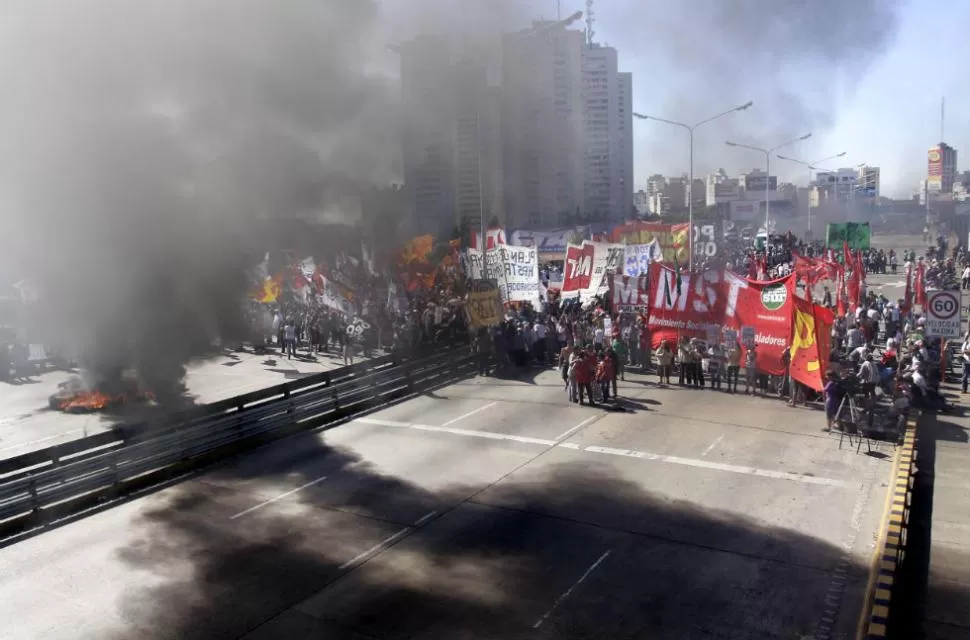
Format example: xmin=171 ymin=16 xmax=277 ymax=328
xmin=461 ymin=229 xmax=961 ymax=430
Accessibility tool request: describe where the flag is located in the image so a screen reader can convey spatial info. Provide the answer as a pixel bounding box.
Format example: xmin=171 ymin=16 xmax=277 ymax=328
xmin=902 ymin=263 xmax=913 ymax=313
xmin=789 ymin=297 xmax=834 ymax=392
xmin=914 ymin=261 xmax=927 ymax=307
xmin=663 ymin=267 xmax=673 ymax=307
xmin=673 ymin=254 xmax=682 ymax=296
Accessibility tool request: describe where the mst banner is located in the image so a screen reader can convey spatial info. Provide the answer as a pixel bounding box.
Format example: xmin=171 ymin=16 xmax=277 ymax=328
xmin=608 ymin=273 xmax=650 ymax=312
xmin=647 ymin=266 xmax=795 ymax=376
xmin=466 ymin=245 xmax=540 ymax=306
xmin=562 ymin=241 xmax=625 ymax=302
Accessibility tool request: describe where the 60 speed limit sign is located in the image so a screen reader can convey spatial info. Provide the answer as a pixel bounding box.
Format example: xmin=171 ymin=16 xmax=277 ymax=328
xmin=926 ymin=290 xmax=963 ymax=338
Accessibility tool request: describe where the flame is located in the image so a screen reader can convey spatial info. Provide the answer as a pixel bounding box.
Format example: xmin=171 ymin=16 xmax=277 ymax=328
xmin=53 ymin=382 xmax=157 ymax=413
xmin=57 ymin=390 xmax=121 ymax=412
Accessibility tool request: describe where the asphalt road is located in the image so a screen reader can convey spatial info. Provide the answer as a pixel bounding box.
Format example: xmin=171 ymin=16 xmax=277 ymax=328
xmin=0 ymin=360 xmax=899 ymax=639
xmin=0 ymin=346 xmax=371 ymax=460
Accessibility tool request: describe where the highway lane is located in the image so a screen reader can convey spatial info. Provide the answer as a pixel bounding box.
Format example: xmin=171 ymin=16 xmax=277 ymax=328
xmin=0 ymin=365 xmax=897 ymax=639
xmin=0 ymin=346 xmax=375 ymax=460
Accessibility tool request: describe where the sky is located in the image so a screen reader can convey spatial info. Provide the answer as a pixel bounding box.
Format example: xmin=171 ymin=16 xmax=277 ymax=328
xmin=378 ymin=0 xmax=970 ymax=199
xmin=586 ymin=0 xmax=970 ymax=198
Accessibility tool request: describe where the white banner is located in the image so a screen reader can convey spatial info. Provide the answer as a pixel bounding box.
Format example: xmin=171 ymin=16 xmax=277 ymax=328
xmin=318 ymin=276 xmax=354 ymax=316
xmin=622 ymin=241 xmax=662 ymax=276
xmin=508 ymin=228 xmax=578 ymax=255
xmin=466 ymin=245 xmax=540 ymax=306
xmin=589 ymin=242 xmax=625 ymax=302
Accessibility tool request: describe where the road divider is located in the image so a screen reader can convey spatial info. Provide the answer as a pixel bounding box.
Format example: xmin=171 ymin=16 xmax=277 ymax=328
xmin=0 ymin=346 xmax=474 ymax=545
xmin=859 ymin=413 xmax=919 ymax=639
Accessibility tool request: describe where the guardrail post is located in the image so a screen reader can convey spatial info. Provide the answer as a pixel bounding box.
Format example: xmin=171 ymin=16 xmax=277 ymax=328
xmin=27 ymin=474 xmax=38 ymax=510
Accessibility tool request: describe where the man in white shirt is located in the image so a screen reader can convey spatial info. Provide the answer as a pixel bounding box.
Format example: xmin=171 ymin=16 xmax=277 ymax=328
xmin=593 ymin=325 xmax=605 ymax=352
xmin=533 ymin=320 xmax=548 ymax=364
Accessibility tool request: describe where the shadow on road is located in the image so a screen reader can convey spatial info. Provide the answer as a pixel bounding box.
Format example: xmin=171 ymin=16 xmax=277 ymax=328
xmin=109 ymin=430 xmax=870 ymax=640
xmin=892 ymin=411 xmax=970 ymax=639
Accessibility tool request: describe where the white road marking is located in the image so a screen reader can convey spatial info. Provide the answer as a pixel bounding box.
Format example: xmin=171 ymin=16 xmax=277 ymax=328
xmin=0 ymin=429 xmax=86 ymax=454
xmin=584 ymin=446 xmax=846 ymax=486
xmin=354 ymin=417 xmax=847 ymax=487
xmin=413 ymin=510 xmax=438 ymax=527
xmin=356 ymin=417 xmax=557 ymax=446
xmin=702 ymin=434 xmax=725 ymax=457
xmin=338 ymin=526 xmax=411 ymax=571
xmin=556 ymin=416 xmax=598 ymax=441
xmin=441 ymin=402 xmax=497 ymax=426
xmin=533 ymin=549 xmax=612 ymax=628
xmin=228 ymin=476 xmax=328 ymax=519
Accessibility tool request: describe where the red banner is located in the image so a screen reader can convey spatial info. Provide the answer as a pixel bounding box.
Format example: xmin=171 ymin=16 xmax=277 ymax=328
xmin=790 ymin=296 xmax=834 ymax=392
xmin=610 ymin=222 xmax=689 ymax=264
xmin=647 ymin=266 xmax=795 ymax=375
xmin=562 ymin=242 xmax=595 ymax=297
xmin=608 ymin=273 xmax=650 ymax=312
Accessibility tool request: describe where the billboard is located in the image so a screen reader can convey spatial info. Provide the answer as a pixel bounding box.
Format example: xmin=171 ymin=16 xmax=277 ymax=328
xmin=712 ymin=182 xmax=740 ymax=201
xmin=928 ymin=147 xmax=943 ymax=177
xmin=729 ymin=201 xmax=758 ymax=221
xmin=744 ymin=175 xmax=778 ymax=192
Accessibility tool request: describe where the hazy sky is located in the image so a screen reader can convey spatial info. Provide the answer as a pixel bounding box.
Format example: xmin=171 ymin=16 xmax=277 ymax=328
xmin=583 ymin=0 xmax=970 ymax=197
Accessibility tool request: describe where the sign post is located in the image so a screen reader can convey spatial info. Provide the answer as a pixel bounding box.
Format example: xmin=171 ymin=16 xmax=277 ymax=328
xmin=925 ymin=290 xmax=962 ymax=339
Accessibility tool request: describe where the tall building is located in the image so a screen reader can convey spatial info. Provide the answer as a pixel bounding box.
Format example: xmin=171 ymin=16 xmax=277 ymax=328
xmin=399 ymin=35 xmax=456 ymax=235
xmin=856 ymin=165 xmax=880 ymax=198
xmin=927 ymin=143 xmax=957 ymax=194
xmin=615 ymin=71 xmax=634 ymax=220
xmin=706 ymin=169 xmax=740 ymax=206
xmin=581 ymin=44 xmax=633 ymax=222
xmin=453 ymin=60 xmax=503 ymax=230
xmin=502 ymin=22 xmax=586 ymax=229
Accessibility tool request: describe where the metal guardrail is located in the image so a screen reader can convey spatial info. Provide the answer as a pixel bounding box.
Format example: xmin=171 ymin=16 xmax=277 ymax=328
xmin=0 ymin=346 xmax=474 ymax=540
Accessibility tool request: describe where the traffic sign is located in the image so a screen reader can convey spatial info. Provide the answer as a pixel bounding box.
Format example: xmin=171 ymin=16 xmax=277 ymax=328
xmin=925 ymin=290 xmax=963 ymax=338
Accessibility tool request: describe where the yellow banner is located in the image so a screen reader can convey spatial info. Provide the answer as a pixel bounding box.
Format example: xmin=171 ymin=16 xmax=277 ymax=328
xmin=468 ymin=280 xmax=502 ymax=328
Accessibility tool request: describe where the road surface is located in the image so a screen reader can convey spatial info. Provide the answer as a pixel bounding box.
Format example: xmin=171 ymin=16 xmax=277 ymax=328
xmin=0 ymin=346 xmax=373 ymax=460
xmin=0 ymin=362 xmax=898 ymax=639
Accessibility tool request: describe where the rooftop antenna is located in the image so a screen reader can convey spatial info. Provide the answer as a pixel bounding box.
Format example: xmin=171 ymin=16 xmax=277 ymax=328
xmin=940 ymin=96 xmax=945 ymax=142
xmin=585 ymin=0 xmax=595 ymax=46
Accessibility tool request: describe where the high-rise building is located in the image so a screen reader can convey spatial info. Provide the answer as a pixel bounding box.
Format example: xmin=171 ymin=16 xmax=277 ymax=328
xmin=615 ymin=71 xmax=634 ymax=220
xmin=502 ymin=22 xmax=585 ymax=229
xmin=927 ymin=143 xmax=957 ymax=194
xmin=706 ymin=169 xmax=740 ymax=206
xmin=399 ymin=35 xmax=456 ymax=236
xmin=856 ymin=165 xmax=880 ymax=198
xmin=581 ymin=44 xmax=633 ymax=222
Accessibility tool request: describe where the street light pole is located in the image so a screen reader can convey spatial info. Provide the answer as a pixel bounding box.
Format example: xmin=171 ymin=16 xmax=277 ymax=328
xmin=633 ymin=100 xmax=753 ymax=271
xmin=776 ymin=151 xmax=846 ymax=238
xmin=725 ymin=133 xmax=812 ymax=243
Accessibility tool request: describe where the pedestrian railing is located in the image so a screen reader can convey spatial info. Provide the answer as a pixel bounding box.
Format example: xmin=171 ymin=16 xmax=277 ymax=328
xmin=0 ymin=346 xmax=473 ymax=541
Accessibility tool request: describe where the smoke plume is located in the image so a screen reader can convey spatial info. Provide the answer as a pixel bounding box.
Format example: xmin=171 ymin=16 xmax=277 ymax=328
xmin=606 ymin=0 xmax=903 ymax=178
xmin=0 ymin=0 xmax=515 ymax=398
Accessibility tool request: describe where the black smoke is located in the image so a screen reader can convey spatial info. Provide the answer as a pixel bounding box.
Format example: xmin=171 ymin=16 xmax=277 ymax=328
xmin=603 ymin=0 xmax=903 ymax=178
xmin=0 ymin=0 xmax=517 ymax=398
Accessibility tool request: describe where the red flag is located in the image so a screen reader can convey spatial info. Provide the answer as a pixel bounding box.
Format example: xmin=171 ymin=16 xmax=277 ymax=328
xmin=790 ymin=296 xmax=834 ymax=392
xmin=914 ymin=261 xmax=927 ymax=307
xmin=836 ymin=270 xmax=847 ymax=317
xmin=902 ymin=263 xmax=913 ymax=313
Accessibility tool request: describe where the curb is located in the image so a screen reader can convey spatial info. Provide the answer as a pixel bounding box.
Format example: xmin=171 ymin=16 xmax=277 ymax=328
xmin=859 ymin=413 xmax=918 ymax=639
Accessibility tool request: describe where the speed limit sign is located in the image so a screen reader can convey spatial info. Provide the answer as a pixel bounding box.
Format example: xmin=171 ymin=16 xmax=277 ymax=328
xmin=926 ymin=290 xmax=962 ymax=338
